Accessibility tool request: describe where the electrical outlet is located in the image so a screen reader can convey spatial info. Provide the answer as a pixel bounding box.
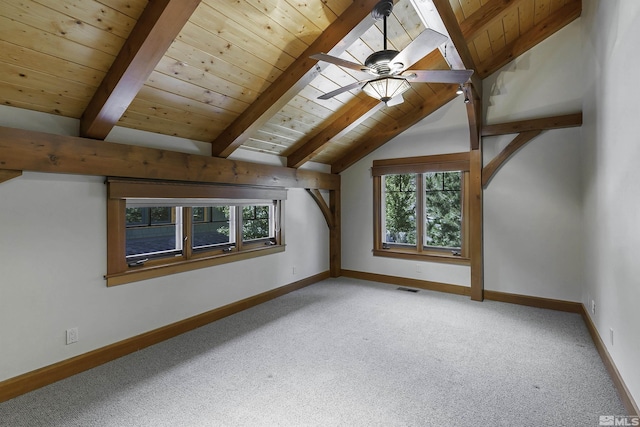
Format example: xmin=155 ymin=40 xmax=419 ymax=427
xmin=591 ymin=300 xmax=596 ymax=315
xmin=416 ymin=263 xmax=423 ymax=273
xmin=66 ymin=327 xmax=78 ymax=345
xmin=292 ymin=266 xmax=296 ymax=276
xmin=610 ymin=328 xmax=614 ymax=346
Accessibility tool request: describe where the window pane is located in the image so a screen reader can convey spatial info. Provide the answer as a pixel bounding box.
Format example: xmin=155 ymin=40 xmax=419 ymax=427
xmin=242 ymin=205 xmax=272 ymax=241
xmin=149 ymin=207 xmax=172 ymax=224
xmin=192 ymin=207 xmax=206 ymax=223
xmin=126 ymin=207 xmax=146 ymax=226
xmin=193 ymin=206 xmax=234 ymax=250
xmin=383 ymin=174 xmax=416 ymax=245
xmin=125 ymin=207 xmax=182 ymax=259
xmin=424 ymin=172 xmax=462 ymax=249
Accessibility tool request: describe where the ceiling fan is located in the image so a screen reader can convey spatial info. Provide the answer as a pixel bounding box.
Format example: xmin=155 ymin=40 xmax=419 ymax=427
xmin=310 ymin=0 xmax=473 ymax=106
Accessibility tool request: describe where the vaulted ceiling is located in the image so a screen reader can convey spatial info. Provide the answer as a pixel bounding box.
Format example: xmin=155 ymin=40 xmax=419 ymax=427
xmin=0 ymin=0 xmax=581 ymax=173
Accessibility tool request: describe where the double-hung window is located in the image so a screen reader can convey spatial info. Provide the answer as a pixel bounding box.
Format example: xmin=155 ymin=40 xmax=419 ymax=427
xmin=373 ymin=153 xmax=470 ymax=264
xmin=106 ymin=179 xmax=285 ymax=286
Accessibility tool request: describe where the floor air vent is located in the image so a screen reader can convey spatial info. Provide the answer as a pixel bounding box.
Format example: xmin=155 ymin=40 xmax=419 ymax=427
xmin=397 ymin=287 xmax=419 ymax=293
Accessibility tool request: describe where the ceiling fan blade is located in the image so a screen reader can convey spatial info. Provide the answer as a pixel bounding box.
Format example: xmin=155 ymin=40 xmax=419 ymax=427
xmin=403 ymin=69 xmax=474 ymax=84
xmin=390 ymin=29 xmax=449 ymax=72
xmin=385 ymin=94 xmax=405 ymax=107
xmin=317 ymin=81 xmax=367 ymax=100
xmin=310 ymin=53 xmax=373 ymax=73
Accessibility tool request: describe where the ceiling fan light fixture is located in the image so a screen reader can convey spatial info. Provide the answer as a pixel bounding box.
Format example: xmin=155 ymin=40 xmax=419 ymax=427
xmin=362 ymin=77 xmax=411 ymax=104
xmin=456 ymin=85 xmax=464 ymax=95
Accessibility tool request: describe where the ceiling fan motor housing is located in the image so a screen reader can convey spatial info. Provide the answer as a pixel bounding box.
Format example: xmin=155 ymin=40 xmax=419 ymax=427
xmin=364 ymin=49 xmax=403 ymax=75
xmin=371 ymin=0 xmax=394 ymax=20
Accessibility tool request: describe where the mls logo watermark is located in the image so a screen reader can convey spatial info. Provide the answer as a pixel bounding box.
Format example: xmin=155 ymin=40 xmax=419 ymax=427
xmin=599 ymin=415 xmax=640 ymax=426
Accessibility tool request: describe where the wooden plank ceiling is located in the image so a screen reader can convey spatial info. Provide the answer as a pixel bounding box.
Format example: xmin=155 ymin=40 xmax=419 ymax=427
xmin=0 ymin=0 xmax=581 ymax=172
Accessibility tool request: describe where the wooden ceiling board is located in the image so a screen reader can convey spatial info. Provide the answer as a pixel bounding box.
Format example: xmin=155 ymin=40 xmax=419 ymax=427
xmin=241 ymin=0 xmax=325 ymax=45
xmin=118 ymin=109 xmax=221 ymax=141
xmin=550 ymin=0 xmax=568 ymax=13
xmin=259 ymin=122 xmax=306 ymax=143
xmin=271 ymin=111 xmax=321 ymax=136
xmin=283 ymin=0 xmax=339 ymax=29
xmin=503 ymin=6 xmax=521 ymax=45
xmin=94 ymin=0 xmax=148 ymax=20
xmin=278 ymin=105 xmax=328 ymax=132
xmin=0 ymin=39 xmax=105 ymax=87
xmin=0 ymin=61 xmax=96 ymax=102
xmin=153 ymin=56 xmax=258 ymax=105
xmin=136 ymin=85 xmax=239 ymax=121
xmin=191 ymin=3 xmax=297 ymax=73
xmin=254 ymin=128 xmax=299 ymax=145
xmin=318 ymin=0 xmax=353 ymax=17
xmin=518 ymin=0 xmax=536 ymax=34
xmin=0 ymin=15 xmax=115 ymax=71
xmin=208 ymin=0 xmax=310 ymax=56
xmin=1 ymin=0 xmax=126 ymax=56
xmin=471 ymin=29 xmax=493 ymax=64
xmin=126 ymin=97 xmax=232 ymax=133
xmin=393 ymin=0 xmax=426 ymax=39
xmin=164 ymin=40 xmax=271 ymax=94
xmin=176 ymin=22 xmax=282 ymax=84
xmin=144 ymin=71 xmax=249 ymax=115
xmin=533 ymin=0 xmax=551 ymax=25
xmin=458 ymin=0 xmax=483 ymax=19
xmin=486 ymin=16 xmax=507 ymax=54
xmin=286 ymin=95 xmax=337 ymax=123
xmin=31 ymin=0 xmax=140 ymax=39
xmin=0 ymin=81 xmax=87 ymax=117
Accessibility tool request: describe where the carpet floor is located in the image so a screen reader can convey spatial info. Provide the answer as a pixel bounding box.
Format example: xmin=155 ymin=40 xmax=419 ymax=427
xmin=0 ymin=278 xmax=625 ymax=426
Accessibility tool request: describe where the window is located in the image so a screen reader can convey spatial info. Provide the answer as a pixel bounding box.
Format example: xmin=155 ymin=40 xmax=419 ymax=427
xmin=106 ymin=179 xmax=285 ymax=286
xmin=373 ymin=153 xmax=470 ymax=264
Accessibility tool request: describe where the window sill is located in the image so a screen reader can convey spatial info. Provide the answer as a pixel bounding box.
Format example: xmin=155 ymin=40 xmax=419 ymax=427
xmin=106 ymin=245 xmax=285 ymax=286
xmin=372 ymin=248 xmax=470 ymax=266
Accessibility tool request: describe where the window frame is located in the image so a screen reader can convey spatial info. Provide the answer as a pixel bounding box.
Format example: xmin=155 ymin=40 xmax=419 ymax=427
xmin=372 ymin=153 xmax=470 ymax=265
xmin=106 ymin=178 xmax=286 ymax=286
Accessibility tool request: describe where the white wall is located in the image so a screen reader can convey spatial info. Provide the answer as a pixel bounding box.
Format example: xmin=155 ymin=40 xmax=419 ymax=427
xmin=342 ymin=19 xmax=583 ymax=298
xmin=483 ymin=19 xmax=584 ymax=301
xmin=581 ymin=0 xmax=640 ymax=407
xmin=0 ymin=110 xmax=329 ymax=382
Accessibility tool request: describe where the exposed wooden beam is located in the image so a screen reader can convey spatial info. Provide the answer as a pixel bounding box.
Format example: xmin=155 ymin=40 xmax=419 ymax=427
xmin=482 ymin=112 xmax=582 ymax=136
xmin=482 ymin=130 xmax=542 ymax=187
xmin=459 ymin=0 xmax=520 ymax=40
xmin=0 ymin=169 xmax=22 ymax=184
xmin=210 ymin=0 xmax=381 ymax=158
xmin=305 ymin=189 xmax=334 ymax=229
xmin=431 ymin=0 xmax=482 ymax=94
xmin=331 ymin=86 xmax=458 ymax=174
xmin=465 ymin=83 xmax=482 ymax=150
xmin=330 ymin=189 xmax=341 ymax=277
xmin=475 ymin=0 xmax=581 ymax=78
xmin=463 ymin=69 xmax=484 ymax=302
xmin=0 ymin=126 xmax=339 ymax=190
xmin=80 ymin=0 xmax=202 ymax=140
xmin=469 ymin=147 xmax=483 ymax=302
xmin=286 ymin=97 xmax=383 ymax=168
